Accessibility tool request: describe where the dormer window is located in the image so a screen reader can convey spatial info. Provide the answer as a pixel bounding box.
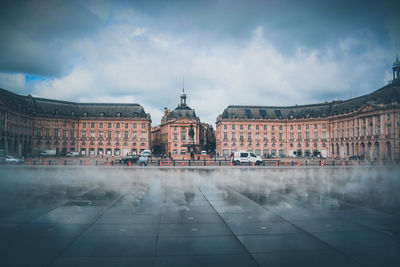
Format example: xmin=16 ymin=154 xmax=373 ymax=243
xmin=100 ymin=112 xmax=105 ymax=117
xmin=71 ymin=111 xmax=75 ymax=116
xmin=117 ymin=112 xmax=121 ymax=117
xmin=134 ymin=112 xmax=138 ymax=117
xmin=55 ymin=110 xmax=60 ymax=115
xmin=83 ymin=112 xmax=88 ymax=117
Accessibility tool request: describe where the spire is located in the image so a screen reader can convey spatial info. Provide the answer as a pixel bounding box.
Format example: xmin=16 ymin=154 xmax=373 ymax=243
xmin=180 ymin=77 xmax=187 ymax=107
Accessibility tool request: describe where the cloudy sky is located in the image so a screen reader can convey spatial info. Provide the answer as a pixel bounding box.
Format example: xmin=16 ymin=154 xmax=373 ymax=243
xmin=0 ymin=0 xmax=399 ymax=125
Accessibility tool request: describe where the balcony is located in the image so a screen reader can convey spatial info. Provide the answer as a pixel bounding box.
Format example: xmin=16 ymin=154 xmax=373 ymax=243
xmin=385 ymin=134 xmax=391 ymax=139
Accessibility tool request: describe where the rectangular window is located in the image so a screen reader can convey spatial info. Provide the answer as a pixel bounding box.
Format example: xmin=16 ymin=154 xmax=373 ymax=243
xmin=99 ymin=123 xmax=103 ymax=128
xmin=271 ymin=125 xmax=275 ymax=130
xmin=141 ymin=131 xmax=146 ymax=138
xmin=290 ymin=133 xmax=294 ymax=140
xmin=271 ymin=132 xmax=275 ymax=140
xmin=224 ymin=124 xmax=227 ymax=130
xmin=264 ymin=125 xmax=267 ymax=130
xmin=306 ymin=124 xmax=309 ymax=130
xmin=279 ymin=133 xmax=283 ymax=140
xmin=142 ymin=123 xmax=145 ymax=128
xmin=297 ymin=132 xmax=301 ymax=140
xmin=63 ymin=130 xmax=66 ymax=138
xmin=133 ymin=131 xmax=137 ymax=139
xmin=91 ymin=123 xmax=95 ymax=128
xmin=116 ymin=131 xmax=120 ymax=139
xmin=125 ymin=123 xmax=128 ymax=128
xmin=82 ymin=122 xmax=86 ymax=128
xmin=63 ymin=121 xmax=67 ymax=127
xmin=70 ymin=130 xmax=74 ymax=138
xmin=256 ymin=125 xmax=259 ymax=130
xmin=263 ymin=132 xmax=267 ymax=140
xmin=314 ymin=124 xmax=317 ymax=129
xmin=256 ymin=132 xmax=260 ymax=140
xmin=90 ymin=130 xmax=95 ymax=138
xmin=322 ymin=124 xmax=326 ymax=129
xmin=182 ymin=132 xmax=186 ymax=140
xmin=322 ymin=132 xmax=326 ymax=139
xmin=290 ymin=125 xmax=293 ymax=130
xmin=232 ymin=132 xmax=236 ymax=140
xmin=54 ymin=129 xmax=58 ymax=137
xmin=247 ymin=132 xmax=252 ymax=141
xmin=174 ymin=133 xmax=178 ymax=140
xmin=248 ymin=125 xmax=251 ymax=130
xmin=305 ymin=132 xmax=309 ymax=140
xmin=314 ymin=132 xmax=318 ymax=140
xmin=133 ymin=123 xmax=137 ymax=129
xmin=240 ymin=125 xmax=243 ymax=130
xmin=124 ymin=131 xmax=128 ymax=139
xmin=240 ymin=132 xmax=244 ymax=140
xmin=82 ymin=131 xmax=86 ymax=138
xmin=99 ymin=131 xmax=103 ymax=139
xmin=298 ymin=125 xmax=301 ymax=130
xmin=232 ymin=125 xmax=235 ymax=130
xmin=223 ymin=132 xmax=227 ymax=140
xmin=107 ymin=131 xmax=112 ymax=138
xmin=108 ymin=123 xmax=112 ymax=128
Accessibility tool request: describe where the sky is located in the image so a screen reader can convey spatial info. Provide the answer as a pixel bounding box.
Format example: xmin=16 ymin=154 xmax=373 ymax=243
xmin=0 ymin=0 xmax=399 ymax=126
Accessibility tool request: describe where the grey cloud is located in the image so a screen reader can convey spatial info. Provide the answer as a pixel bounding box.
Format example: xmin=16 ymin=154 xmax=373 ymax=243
xmin=0 ymin=0 xmax=102 ymax=76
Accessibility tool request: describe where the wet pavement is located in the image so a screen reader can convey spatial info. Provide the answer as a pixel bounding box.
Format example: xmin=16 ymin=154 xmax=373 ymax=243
xmin=0 ymin=166 xmax=399 ymax=266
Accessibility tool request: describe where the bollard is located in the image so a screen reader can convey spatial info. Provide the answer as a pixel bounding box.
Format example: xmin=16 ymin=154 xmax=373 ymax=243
xmin=263 ymin=160 xmax=265 ymax=166
xmin=96 ymin=160 xmax=98 ymax=166
xmin=59 ymin=160 xmax=61 ymax=166
xmin=107 ymin=161 xmax=110 ymax=166
xmin=291 ymin=161 xmax=294 ymax=166
xmin=276 ymin=161 xmax=279 ymax=166
xmin=204 ymin=158 xmax=206 ymax=166
xmin=80 ymin=160 xmax=82 ymax=165
xmin=157 ymin=160 xmax=160 ymax=166
xmin=342 ymin=161 xmax=345 ymax=166
xmin=173 ymin=160 xmax=176 ymax=166
xmin=128 ymin=161 xmax=131 ymax=166
xmin=219 ymin=160 xmax=221 ymax=166
xmin=111 ymin=160 xmax=114 ymax=166
xmin=305 ymin=161 xmax=308 ymax=166
xmin=181 ymin=160 xmax=184 ymax=166
xmin=160 ymin=160 xmax=163 ymax=166
xmin=230 ymin=160 xmax=232 ymax=166
xmin=64 ymin=160 xmax=67 ymax=165
xmin=252 ymin=161 xmax=255 ymax=167
xmin=321 ymin=160 xmax=324 ymax=167
xmin=346 ymin=160 xmax=348 ymax=166
xmin=168 ymin=159 xmax=171 ymax=165
xmin=285 ymin=161 xmax=287 ymax=166
xmin=29 ymin=160 xmax=31 ymax=166
xmin=49 ymin=160 xmax=51 ymax=166
xmin=189 ymin=160 xmax=191 ymax=166
xmin=333 ymin=160 xmax=335 ymax=166
xmin=85 ymin=160 xmax=88 ymax=166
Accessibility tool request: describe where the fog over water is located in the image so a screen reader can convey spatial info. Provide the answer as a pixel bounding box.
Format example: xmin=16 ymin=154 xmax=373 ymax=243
xmin=1 ymin=166 xmax=399 ymax=221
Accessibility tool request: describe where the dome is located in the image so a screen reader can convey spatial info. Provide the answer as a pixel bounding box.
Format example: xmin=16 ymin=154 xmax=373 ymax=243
xmin=393 ymin=56 xmax=400 ymax=68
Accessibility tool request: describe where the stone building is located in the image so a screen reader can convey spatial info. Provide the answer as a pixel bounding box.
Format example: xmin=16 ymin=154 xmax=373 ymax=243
xmin=155 ymin=89 xmax=215 ymax=159
xmin=216 ymin=59 xmax=400 ymax=160
xmin=0 ymin=89 xmax=151 ymax=157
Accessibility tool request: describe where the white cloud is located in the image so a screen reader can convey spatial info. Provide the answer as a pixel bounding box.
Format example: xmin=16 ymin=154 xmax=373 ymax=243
xmin=30 ymin=24 xmax=390 ymax=126
xmin=0 ymin=73 xmax=26 ymax=93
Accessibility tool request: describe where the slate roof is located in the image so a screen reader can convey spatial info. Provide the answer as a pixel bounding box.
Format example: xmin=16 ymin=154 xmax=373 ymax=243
xmin=220 ymin=83 xmax=400 ymax=120
xmin=0 ymin=88 xmax=148 ymax=118
xmin=165 ymin=105 xmax=198 ymax=121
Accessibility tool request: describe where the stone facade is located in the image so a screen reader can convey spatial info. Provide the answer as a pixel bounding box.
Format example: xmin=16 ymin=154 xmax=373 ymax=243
xmin=216 ymin=61 xmax=400 ymax=160
xmin=0 ymin=90 xmax=151 ymax=157
xmin=154 ymin=90 xmax=214 ymax=159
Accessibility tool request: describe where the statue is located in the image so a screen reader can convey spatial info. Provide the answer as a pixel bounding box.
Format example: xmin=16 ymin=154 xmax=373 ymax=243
xmin=188 ymin=124 xmax=195 ymax=140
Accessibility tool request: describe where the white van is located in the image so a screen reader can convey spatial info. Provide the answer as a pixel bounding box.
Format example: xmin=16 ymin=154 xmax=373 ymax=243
xmin=141 ymin=150 xmax=152 ymax=158
xmin=231 ymin=151 xmax=263 ymax=165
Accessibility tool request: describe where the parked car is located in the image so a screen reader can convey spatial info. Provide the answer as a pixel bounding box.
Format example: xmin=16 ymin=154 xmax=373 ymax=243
xmin=231 ymin=151 xmax=263 ymax=165
xmin=66 ymin=151 xmax=79 ymax=157
xmin=119 ymin=155 xmax=139 ymax=164
xmin=348 ymin=155 xmax=361 ymax=160
xmin=139 ymin=156 xmax=149 ymax=166
xmin=201 ymin=150 xmax=207 ymax=155
xmin=6 ymin=155 xmax=24 ymax=165
xmin=140 ymin=150 xmax=152 ymax=158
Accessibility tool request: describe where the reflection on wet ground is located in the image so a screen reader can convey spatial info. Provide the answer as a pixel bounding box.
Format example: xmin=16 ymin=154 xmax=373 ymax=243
xmin=0 ymin=166 xmax=399 ymax=266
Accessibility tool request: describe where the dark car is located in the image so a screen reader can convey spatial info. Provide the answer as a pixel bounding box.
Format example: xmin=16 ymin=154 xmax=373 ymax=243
xmin=348 ymin=155 xmax=361 ymax=160
xmin=119 ymin=155 xmax=139 ymax=164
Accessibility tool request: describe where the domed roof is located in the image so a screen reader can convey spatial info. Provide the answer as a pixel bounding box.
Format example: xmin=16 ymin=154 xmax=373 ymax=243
xmin=393 ymin=56 xmax=400 ymax=68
